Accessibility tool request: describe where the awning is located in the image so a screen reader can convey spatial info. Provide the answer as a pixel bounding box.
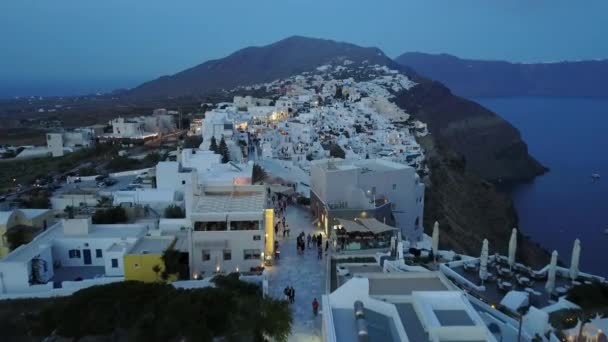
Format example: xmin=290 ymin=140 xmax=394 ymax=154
xmin=357 ymin=218 xmax=398 ymax=234
xmin=268 ymin=185 xmax=294 ymax=195
xmin=337 ymin=219 xmax=368 ymax=233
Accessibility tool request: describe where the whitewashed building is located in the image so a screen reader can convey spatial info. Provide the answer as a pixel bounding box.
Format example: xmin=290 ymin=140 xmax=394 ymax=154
xmin=0 ymin=218 xmax=149 ymax=295
xmin=185 ymin=185 xmax=269 ymax=277
xmin=310 ymin=158 xmax=425 ymax=241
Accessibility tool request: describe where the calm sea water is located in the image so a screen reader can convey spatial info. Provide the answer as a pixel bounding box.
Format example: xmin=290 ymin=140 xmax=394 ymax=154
xmin=476 ymin=97 xmax=608 ymax=277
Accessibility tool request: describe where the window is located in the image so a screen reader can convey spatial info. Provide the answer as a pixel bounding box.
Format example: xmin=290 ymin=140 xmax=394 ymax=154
xmin=244 ymin=249 xmax=261 ymax=260
xmin=111 ymin=259 xmax=118 ymax=268
xmin=202 ymin=250 xmax=211 ymax=261
xmin=194 ymin=221 xmax=228 ymax=231
xmin=68 ymin=249 xmax=81 ymax=259
xmin=134 ymin=263 xmax=140 ymax=269
xmin=231 ymin=220 xmax=259 ymax=231
xmin=181 ymin=180 xmax=186 ymax=185
xmin=253 ymin=235 xmax=261 ymax=241
xmin=415 ymin=217 xmax=420 ymax=227
xmin=95 ymin=249 xmax=103 ymax=258
xmin=223 ymin=249 xmax=232 ymax=261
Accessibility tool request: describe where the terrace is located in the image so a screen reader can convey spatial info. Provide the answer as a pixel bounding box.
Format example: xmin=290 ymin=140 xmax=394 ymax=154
xmin=445 ymin=255 xmax=599 ymax=310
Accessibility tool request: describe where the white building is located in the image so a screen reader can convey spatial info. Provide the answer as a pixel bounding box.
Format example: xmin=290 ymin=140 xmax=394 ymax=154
xmin=155 ymin=151 xmax=252 ymax=195
xmin=0 ymin=218 xmax=149 ymax=295
xmin=185 ymin=185 xmax=269 ymax=277
xmin=201 ymin=110 xmax=234 ymax=150
xmin=322 ymin=272 xmax=496 ymax=342
xmin=110 ymin=117 xmax=147 ymax=138
xmin=46 ymin=129 xmax=95 ymax=157
xmin=233 ymin=96 xmax=272 ymax=108
xmin=310 ymin=158 xmax=425 ymax=241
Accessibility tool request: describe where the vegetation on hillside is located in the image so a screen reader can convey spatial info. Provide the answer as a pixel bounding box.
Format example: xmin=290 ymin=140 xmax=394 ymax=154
xmin=18 ymin=275 xmax=292 ymax=341
xmin=91 ymin=206 xmax=128 ymax=224
xmin=252 ymin=164 xmax=267 ymax=184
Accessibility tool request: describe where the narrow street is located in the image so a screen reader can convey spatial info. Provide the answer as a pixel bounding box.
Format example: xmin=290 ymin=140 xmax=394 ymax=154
xmin=267 ymin=205 xmax=327 ymax=342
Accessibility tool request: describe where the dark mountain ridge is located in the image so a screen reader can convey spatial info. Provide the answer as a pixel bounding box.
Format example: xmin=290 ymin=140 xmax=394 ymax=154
xmin=130 ymin=36 xmax=407 ymax=98
xmin=395 ymin=52 xmax=608 ymax=98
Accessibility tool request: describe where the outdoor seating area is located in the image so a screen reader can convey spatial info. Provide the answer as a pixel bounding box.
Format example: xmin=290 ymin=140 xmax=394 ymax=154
xmin=333 ymin=218 xmax=396 ymax=252
xmin=451 ymin=255 xmax=583 ymax=309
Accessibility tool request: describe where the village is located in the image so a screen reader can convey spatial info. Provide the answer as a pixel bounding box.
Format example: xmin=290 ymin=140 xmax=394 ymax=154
xmin=0 ymin=62 xmax=606 ymax=341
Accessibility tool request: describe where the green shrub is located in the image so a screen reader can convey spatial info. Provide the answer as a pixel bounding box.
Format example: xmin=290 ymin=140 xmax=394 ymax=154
xmin=92 ymin=207 xmax=127 ymax=224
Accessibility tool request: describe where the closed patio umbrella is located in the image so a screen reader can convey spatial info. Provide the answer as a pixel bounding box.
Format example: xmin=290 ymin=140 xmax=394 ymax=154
xmin=546 ymin=250 xmax=558 ymax=295
xmin=508 ymin=228 xmax=517 ymax=268
xmin=569 ymin=239 xmax=581 ymax=281
xmin=479 ymin=239 xmax=489 ymax=284
xmin=432 ymin=221 xmax=439 ymax=255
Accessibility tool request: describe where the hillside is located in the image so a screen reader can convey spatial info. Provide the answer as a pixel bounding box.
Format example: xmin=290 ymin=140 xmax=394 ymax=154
xmin=395 ymin=52 xmax=608 ymax=98
xmin=127 ymin=36 xmax=549 ymax=262
xmin=129 ymin=36 xmax=545 ymax=181
xmin=129 ymin=36 xmax=404 ymax=99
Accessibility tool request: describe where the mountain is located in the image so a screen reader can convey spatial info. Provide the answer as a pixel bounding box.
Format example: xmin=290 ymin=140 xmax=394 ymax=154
xmin=128 ymin=36 xmax=549 ymax=265
xmin=129 ymin=36 xmax=405 ymax=98
xmin=395 ymin=52 xmax=608 ymax=98
xmin=129 ymin=36 xmax=545 ymax=181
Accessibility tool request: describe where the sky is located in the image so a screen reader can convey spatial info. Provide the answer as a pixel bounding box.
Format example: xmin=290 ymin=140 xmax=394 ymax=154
xmin=1 ymin=0 xmax=607 ymax=97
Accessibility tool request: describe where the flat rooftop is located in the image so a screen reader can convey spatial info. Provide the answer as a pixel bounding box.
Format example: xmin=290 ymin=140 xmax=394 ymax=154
xmin=313 ymin=158 xmax=409 ymax=173
xmin=395 ymin=303 xmax=428 ymax=342
xmin=193 ymin=188 xmax=266 ymax=213
xmin=1 ymin=222 xmax=147 ymax=263
xmin=128 ymin=237 xmax=173 ymax=254
xmin=332 ymin=308 xmax=400 ymax=342
xmin=369 ymin=276 xmax=448 ymax=296
xmin=434 ymin=309 xmax=475 ymax=326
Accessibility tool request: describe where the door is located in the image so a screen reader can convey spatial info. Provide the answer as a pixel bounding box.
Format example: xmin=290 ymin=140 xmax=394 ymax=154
xmin=83 ymin=249 xmax=92 ymax=265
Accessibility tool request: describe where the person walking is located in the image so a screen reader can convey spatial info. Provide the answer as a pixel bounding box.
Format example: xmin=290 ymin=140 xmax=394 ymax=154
xmin=318 ymin=245 xmax=323 ymax=260
xmin=312 ymin=298 xmax=319 ymax=317
xmin=284 ymin=286 xmax=290 ymax=302
xmin=290 ymin=287 xmax=296 ymax=304
xmin=307 ymin=234 xmax=312 ymax=249
xmin=325 ymin=240 xmax=329 ymax=254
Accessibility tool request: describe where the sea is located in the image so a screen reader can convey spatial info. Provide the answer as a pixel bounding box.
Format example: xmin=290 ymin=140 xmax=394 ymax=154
xmin=475 ymin=97 xmax=608 ymax=277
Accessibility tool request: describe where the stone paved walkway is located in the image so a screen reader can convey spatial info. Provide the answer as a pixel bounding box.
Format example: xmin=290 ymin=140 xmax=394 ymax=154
xmin=267 ymin=205 xmax=327 ymax=342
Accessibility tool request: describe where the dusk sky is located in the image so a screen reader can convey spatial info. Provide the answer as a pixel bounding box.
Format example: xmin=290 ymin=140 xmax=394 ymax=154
xmin=1 ymin=0 xmax=607 ymax=95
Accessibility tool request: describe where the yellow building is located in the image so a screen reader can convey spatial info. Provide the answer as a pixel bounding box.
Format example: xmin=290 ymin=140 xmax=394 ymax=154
xmin=264 ymin=208 xmax=274 ymax=265
xmin=123 ymin=236 xmax=175 ymax=282
xmin=1 ymin=209 xmax=54 ymax=258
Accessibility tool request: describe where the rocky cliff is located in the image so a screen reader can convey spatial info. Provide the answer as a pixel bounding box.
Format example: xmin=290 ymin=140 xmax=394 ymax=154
xmin=394 ymin=79 xmax=547 ymax=182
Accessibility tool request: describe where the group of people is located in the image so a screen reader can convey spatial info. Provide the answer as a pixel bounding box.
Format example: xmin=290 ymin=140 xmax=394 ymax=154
xmin=295 ymin=232 xmax=329 ymax=257
xmin=275 ymin=215 xmax=290 ymax=238
xmin=283 ymin=286 xmax=296 ymax=304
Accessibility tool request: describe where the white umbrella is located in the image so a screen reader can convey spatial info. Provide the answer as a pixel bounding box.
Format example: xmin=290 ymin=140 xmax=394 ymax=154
xmin=432 ymin=221 xmax=439 ymax=255
xmin=479 ymin=239 xmax=489 ymax=283
xmin=546 ymin=250 xmax=558 ymax=295
xmin=508 ymin=228 xmax=517 ymax=268
xmin=569 ymin=239 xmax=581 ymax=281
